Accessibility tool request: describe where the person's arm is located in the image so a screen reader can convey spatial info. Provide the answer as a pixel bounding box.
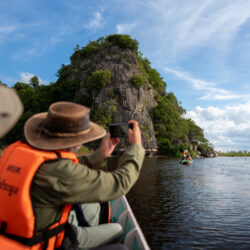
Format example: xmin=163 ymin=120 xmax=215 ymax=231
xmin=78 ymin=131 xmax=120 ymax=170
xmin=78 ymin=149 xmax=107 ymax=170
xmin=31 ymin=121 xmax=145 ymax=205
xmin=32 ymin=145 xmax=144 ymax=205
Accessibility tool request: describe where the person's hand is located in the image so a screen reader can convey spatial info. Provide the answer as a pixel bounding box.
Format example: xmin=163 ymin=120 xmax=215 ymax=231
xmin=100 ymin=133 xmax=120 ymax=158
xmin=128 ymin=120 xmax=142 ymax=145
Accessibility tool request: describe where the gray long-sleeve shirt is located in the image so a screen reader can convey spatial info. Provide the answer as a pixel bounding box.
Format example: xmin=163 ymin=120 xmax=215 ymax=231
xmin=31 ymin=144 xmax=145 ymax=231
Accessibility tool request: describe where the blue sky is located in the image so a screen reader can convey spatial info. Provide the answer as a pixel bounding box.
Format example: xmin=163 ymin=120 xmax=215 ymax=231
xmin=1 ymin=0 xmax=250 ymax=151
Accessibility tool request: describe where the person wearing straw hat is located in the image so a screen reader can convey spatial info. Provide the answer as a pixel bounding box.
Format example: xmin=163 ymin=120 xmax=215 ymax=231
xmin=0 ymin=101 xmax=144 ymax=249
xmin=0 ymin=85 xmax=23 ymax=138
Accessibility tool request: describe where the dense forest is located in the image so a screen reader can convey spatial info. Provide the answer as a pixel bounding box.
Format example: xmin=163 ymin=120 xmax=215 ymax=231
xmin=0 ymin=34 xmax=214 ymax=157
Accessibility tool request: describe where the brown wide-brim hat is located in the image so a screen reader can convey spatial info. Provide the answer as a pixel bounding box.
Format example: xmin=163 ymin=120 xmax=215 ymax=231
xmin=0 ymin=86 xmax=23 ymax=138
xmin=24 ymin=101 xmax=106 ymax=150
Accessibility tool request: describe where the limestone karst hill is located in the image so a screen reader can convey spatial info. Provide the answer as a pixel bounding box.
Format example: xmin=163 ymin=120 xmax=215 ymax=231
xmin=2 ymin=34 xmax=215 ymax=157
xmin=58 ymin=35 xmax=159 ymax=153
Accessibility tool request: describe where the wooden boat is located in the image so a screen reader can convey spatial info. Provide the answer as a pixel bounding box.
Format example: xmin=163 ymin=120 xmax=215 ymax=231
xmin=180 ymin=159 xmax=193 ymax=166
xmin=111 ymin=195 xmax=150 ymax=250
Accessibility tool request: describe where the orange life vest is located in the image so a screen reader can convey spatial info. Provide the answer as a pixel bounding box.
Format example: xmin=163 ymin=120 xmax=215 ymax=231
xmin=0 ymin=141 xmax=79 ymax=249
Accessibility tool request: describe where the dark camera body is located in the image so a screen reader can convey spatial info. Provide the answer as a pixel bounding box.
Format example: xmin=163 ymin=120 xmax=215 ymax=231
xmin=108 ymin=123 xmax=133 ymax=138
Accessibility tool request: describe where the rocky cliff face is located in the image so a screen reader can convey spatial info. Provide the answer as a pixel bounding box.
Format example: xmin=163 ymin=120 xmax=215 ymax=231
xmin=70 ymin=45 xmax=158 ymax=152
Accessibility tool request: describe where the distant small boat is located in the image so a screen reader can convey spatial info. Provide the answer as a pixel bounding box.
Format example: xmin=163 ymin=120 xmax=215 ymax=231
xmin=111 ymin=195 xmax=150 ymax=250
xmin=179 ymin=159 xmax=193 ymax=166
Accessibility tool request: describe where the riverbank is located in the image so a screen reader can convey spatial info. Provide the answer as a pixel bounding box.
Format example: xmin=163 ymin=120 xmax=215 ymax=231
xmin=218 ymin=152 xmax=250 ymax=157
xmin=2 ymin=143 xmax=248 ymax=158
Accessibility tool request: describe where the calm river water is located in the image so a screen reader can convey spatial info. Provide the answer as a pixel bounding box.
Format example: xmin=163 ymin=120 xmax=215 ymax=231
xmin=111 ymin=157 xmax=250 ymax=249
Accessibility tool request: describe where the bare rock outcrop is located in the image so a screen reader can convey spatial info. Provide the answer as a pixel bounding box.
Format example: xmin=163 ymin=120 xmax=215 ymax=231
xmin=70 ymin=45 xmax=158 ymax=152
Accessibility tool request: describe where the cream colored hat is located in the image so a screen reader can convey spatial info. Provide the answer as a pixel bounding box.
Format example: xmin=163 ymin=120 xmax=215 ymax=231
xmin=0 ymin=86 xmax=23 ymax=138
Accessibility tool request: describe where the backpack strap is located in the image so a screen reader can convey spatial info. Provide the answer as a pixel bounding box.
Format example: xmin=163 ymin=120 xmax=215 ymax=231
xmin=72 ymin=205 xmax=90 ymax=227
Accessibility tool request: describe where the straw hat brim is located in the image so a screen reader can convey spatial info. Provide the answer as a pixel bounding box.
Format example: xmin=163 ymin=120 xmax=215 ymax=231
xmin=24 ymin=112 xmax=106 ymax=150
xmin=0 ymin=86 xmax=23 ymax=138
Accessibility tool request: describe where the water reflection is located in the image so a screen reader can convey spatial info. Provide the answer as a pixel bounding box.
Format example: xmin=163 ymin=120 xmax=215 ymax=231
xmin=108 ymin=157 xmax=250 ymax=249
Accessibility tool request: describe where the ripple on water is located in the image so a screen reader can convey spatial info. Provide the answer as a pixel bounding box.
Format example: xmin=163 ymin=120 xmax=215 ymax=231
xmin=123 ymin=157 xmax=250 ymax=249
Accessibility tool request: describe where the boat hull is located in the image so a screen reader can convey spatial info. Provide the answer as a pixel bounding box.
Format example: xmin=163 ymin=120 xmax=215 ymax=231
xmin=111 ymin=195 xmax=150 ymax=250
xmin=180 ymin=159 xmax=193 ymax=165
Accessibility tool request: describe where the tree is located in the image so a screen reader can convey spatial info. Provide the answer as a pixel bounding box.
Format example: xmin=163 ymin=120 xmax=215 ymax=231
xmin=29 ymin=76 xmax=39 ymax=89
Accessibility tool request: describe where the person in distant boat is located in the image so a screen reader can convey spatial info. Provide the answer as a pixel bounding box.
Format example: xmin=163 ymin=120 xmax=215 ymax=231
xmin=187 ymin=154 xmax=192 ymax=161
xmin=0 ymin=85 xmax=23 ymax=138
xmin=182 ymin=149 xmax=188 ymax=160
xmin=182 ymin=150 xmax=192 ymax=161
xmin=0 ymin=101 xmax=145 ymax=249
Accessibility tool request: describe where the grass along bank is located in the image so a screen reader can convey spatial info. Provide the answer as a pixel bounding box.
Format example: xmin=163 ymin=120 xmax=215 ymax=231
xmin=218 ymin=151 xmax=250 ymax=157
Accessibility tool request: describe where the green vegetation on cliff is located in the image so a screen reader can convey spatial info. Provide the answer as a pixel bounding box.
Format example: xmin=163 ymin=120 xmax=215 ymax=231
xmin=1 ymin=34 xmax=214 ymax=156
xmin=150 ymin=93 xmax=211 ymax=156
xmin=70 ymin=34 xmax=138 ymax=63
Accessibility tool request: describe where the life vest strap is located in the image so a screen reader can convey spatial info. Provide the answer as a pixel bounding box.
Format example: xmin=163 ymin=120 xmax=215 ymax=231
xmin=0 ymin=221 xmax=7 ymax=233
xmin=0 ymin=222 xmax=67 ymax=246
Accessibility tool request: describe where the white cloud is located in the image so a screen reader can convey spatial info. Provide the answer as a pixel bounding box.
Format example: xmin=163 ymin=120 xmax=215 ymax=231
xmin=164 ymin=67 xmax=250 ymax=101
xmin=48 ymin=26 xmax=72 ymax=45
xmin=164 ymin=67 xmax=216 ymax=90
xmin=144 ymin=0 xmax=250 ymax=59
xmin=186 ymin=102 xmax=250 ymax=151
xmin=19 ymin=72 xmax=34 ymax=83
xmin=0 ymin=24 xmax=19 ymax=47
xmin=116 ymin=23 xmax=137 ymax=34
xmin=0 ymin=25 xmax=17 ymax=34
xmin=84 ymin=12 xmax=103 ymax=30
xmin=19 ymin=72 xmax=48 ymax=85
